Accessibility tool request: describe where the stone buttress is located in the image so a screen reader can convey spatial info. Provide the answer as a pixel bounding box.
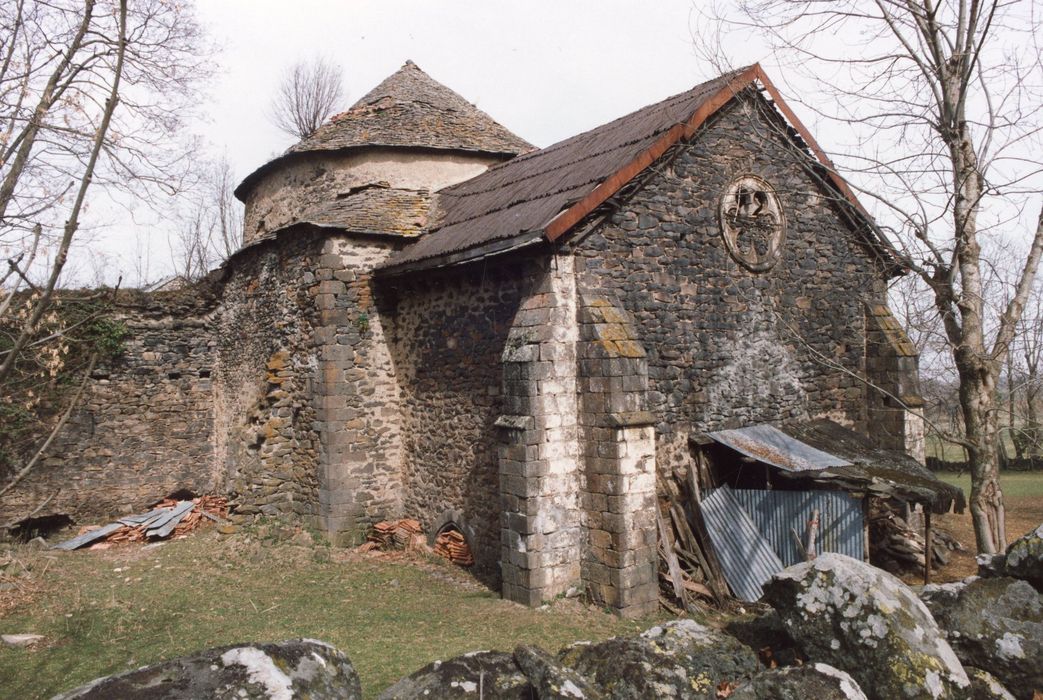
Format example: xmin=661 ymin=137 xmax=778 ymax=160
xmin=497 ymin=257 xmax=658 ymax=616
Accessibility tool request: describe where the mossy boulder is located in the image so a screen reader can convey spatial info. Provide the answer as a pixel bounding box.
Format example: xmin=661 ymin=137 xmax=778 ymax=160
xmin=512 ymin=644 xmax=602 ymax=699
xmin=920 ymin=576 xmax=1042 ymax=700
xmin=378 ymin=651 xmax=532 ymax=699
xmin=965 ymin=667 xmax=1016 ymax=700
xmin=730 ymin=663 xmax=868 ymax=700
xmin=54 ymin=638 xmax=361 ymax=699
xmin=762 ymin=553 xmax=969 ymax=700
xmin=1004 ymin=524 xmax=1043 ymax=591
xmin=557 ymin=619 xmax=761 ymax=699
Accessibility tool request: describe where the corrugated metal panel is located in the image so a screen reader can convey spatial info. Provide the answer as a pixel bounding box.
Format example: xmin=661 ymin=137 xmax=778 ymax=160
xmin=732 ymin=489 xmax=864 ymax=566
xmin=701 ymin=485 xmax=784 ymax=602
xmin=708 ymin=424 xmax=852 ymax=472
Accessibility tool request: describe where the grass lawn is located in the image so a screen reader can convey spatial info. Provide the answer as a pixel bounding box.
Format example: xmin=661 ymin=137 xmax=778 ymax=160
xmin=0 ymin=526 xmax=660 ymax=699
xmin=934 ymin=470 xmax=1043 ymax=500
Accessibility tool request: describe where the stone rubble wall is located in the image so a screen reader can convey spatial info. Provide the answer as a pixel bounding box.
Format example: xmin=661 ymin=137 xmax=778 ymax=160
xmin=572 ymin=94 xmax=891 ymax=474
xmin=381 ymin=258 xmax=533 ymax=573
xmin=1 ymin=288 xmax=220 ymax=525
xmin=214 ymin=233 xmax=325 ymax=524
xmin=216 ymin=231 xmax=404 ymax=542
xmin=314 ymin=236 xmax=404 ymax=543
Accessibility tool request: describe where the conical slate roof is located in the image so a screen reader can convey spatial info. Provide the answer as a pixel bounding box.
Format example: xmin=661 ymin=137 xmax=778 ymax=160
xmin=235 ymin=61 xmax=532 ymax=200
xmin=292 ymin=61 xmax=533 ymax=156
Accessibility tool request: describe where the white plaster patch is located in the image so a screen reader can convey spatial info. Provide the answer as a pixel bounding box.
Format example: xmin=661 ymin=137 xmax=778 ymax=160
xmin=221 ymin=647 xmax=294 ymax=700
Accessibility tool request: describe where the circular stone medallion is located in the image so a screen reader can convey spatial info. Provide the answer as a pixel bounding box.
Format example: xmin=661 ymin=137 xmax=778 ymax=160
xmin=719 ymin=175 xmax=786 ymax=272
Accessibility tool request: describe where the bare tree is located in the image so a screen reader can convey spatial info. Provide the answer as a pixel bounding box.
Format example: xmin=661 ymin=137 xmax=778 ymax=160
xmin=168 ymin=156 xmax=243 ymax=280
xmin=0 ymin=0 xmax=210 ymax=502
xmin=700 ymin=0 xmax=1043 ymax=553
xmin=269 ymin=57 xmax=345 ymax=140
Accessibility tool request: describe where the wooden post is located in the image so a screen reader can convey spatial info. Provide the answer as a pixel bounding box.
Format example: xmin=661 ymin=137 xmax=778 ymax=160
xmin=861 ymin=496 xmax=871 ymax=562
xmin=805 ymin=508 xmax=820 ymax=560
xmin=924 ymin=510 xmax=932 ymax=584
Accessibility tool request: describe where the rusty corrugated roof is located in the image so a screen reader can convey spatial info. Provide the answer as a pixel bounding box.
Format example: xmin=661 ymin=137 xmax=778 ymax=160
xmin=236 ymin=61 xmax=532 ymax=199
xmin=708 ymin=424 xmax=853 ymax=472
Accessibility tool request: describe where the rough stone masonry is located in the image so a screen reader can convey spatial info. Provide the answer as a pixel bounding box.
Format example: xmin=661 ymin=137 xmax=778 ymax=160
xmin=5 ymin=61 xmax=926 ymax=616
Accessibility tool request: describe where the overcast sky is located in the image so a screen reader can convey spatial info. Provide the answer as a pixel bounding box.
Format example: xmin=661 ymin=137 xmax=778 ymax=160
xmin=79 ymin=0 xmax=791 ymax=283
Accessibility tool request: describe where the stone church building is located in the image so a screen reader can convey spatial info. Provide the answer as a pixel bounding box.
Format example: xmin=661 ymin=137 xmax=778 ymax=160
xmin=7 ymin=62 xmax=926 ymax=616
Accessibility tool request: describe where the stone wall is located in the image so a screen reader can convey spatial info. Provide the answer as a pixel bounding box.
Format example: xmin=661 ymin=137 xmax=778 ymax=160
xmin=1 ymin=287 xmax=220 ymax=525
xmin=213 ymin=232 xmax=325 ymax=524
xmin=314 ymin=236 xmax=404 ymax=542
xmin=576 ymin=291 xmax=659 ymax=617
xmin=496 ymin=256 xmax=584 ymax=603
xmin=572 ymin=94 xmax=889 ymax=474
xmin=380 ymin=258 xmax=534 ymax=573
xmin=865 ymin=304 xmax=926 ymax=461
xmin=241 ymin=149 xmax=502 ymax=243
xmin=216 ymin=230 xmax=404 ymax=541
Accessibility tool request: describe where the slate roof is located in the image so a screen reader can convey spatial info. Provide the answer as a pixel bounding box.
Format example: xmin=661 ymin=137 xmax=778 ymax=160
xmin=298 ymin=61 xmax=533 ymax=156
xmin=379 ymin=64 xmax=896 ymax=274
xmin=301 ymin=186 xmax=430 ymax=238
xmin=236 ymin=61 xmax=532 ymax=199
xmin=780 ymin=420 xmax=965 ymax=514
xmin=378 ymin=68 xmax=750 ymax=272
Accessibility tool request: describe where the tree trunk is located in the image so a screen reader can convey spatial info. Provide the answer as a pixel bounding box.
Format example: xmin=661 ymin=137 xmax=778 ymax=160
xmin=957 ymin=358 xmax=1006 ymax=553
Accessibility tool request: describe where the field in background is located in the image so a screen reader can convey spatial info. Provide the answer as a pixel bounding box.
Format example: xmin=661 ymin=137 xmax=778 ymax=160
xmin=0 ymin=527 xmax=655 ymax=699
xmin=932 ymin=470 xmax=1043 ymax=581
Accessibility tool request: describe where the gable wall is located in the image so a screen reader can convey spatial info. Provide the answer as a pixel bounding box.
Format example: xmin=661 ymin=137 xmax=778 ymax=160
xmin=572 ymin=95 xmax=888 ymax=474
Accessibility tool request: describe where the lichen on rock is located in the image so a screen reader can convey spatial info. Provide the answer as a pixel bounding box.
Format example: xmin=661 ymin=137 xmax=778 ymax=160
xmin=763 ymin=553 xmax=969 ymax=700
xmin=557 ymin=620 xmax=761 ymax=699
xmin=377 ymin=650 xmax=532 ymax=699
xmin=729 ymin=662 xmax=868 ymax=700
xmin=920 ymin=576 xmax=1042 ymax=700
xmin=53 ymin=638 xmax=362 ymax=699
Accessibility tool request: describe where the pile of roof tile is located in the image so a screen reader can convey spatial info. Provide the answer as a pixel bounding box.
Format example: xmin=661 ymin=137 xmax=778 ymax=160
xmin=359 ymin=519 xmax=426 ymax=553
xmin=433 ymin=529 xmax=474 ymax=567
xmin=54 ymin=496 xmax=228 ymax=550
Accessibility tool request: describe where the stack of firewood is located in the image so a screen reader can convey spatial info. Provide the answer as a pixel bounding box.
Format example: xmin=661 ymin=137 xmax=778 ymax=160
xmin=365 ymin=519 xmax=425 ymax=551
xmin=656 ymin=464 xmax=731 ymax=613
xmin=869 ymin=504 xmax=964 ymax=573
xmin=433 ymin=528 xmax=474 ymax=566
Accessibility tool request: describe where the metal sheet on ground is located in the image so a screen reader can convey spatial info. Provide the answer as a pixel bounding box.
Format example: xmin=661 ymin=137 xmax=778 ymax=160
xmin=700 ymin=485 xmax=784 ymax=602
xmin=53 ymin=522 xmax=124 ymax=550
xmin=145 ymin=501 xmax=195 ymax=538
